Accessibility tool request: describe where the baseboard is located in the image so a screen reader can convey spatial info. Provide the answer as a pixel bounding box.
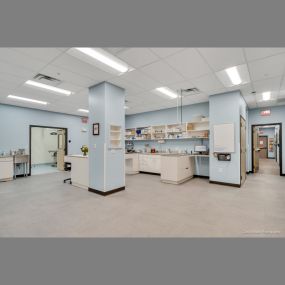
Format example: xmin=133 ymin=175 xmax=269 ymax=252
xmin=139 ymin=171 xmax=160 ymax=176
xmin=194 ymin=175 xmax=209 ymax=179
xmin=88 ymin=186 xmax=125 ymax=196
xmin=209 ymin=180 xmax=241 ymax=188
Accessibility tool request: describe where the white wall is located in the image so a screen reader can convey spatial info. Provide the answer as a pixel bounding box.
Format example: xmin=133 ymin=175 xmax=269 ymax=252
xmin=31 ymin=128 xmax=58 ymax=165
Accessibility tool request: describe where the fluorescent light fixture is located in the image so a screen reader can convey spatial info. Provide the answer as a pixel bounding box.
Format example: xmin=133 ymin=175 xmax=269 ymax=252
xmin=262 ymin=91 xmax=271 ymax=101
xmin=7 ymin=95 xmax=48 ymax=105
xmin=216 ymin=64 xmax=250 ymax=88
xmin=25 ymin=80 xmax=72 ymax=96
xmin=155 ymin=87 xmax=178 ymax=99
xmin=78 ymin=108 xmax=89 ymax=113
xmin=68 ymin=48 xmax=133 ymax=75
xmin=225 ymin=66 xmax=242 ymax=85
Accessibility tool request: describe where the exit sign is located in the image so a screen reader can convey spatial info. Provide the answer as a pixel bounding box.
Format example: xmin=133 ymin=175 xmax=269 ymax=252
xmin=260 ymin=109 xmax=271 ymax=116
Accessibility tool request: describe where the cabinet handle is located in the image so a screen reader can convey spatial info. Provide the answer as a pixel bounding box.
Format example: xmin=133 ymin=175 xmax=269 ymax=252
xmin=185 ymin=167 xmax=189 ymax=169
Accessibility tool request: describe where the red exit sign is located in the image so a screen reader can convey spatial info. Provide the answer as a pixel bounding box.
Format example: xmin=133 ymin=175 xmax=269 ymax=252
xmin=260 ymin=109 xmax=271 ymax=116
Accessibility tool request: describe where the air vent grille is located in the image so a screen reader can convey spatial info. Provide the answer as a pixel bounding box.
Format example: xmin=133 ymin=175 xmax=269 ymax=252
xmin=180 ymin=88 xmax=201 ymax=96
xmin=33 ymin=74 xmax=62 ymax=87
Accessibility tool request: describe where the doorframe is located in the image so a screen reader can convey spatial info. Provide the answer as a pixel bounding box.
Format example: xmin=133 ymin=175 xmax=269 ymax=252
xmin=29 ymin=125 xmax=68 ymax=176
xmin=258 ymin=135 xmax=268 ymax=159
xmin=251 ymin=123 xmax=283 ymax=176
xmin=240 ymin=115 xmax=246 ymax=185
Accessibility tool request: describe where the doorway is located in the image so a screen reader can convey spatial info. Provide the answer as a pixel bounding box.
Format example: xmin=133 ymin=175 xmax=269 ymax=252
xmin=29 ymin=125 xmax=68 ymax=175
xmin=251 ymin=123 xmax=282 ymax=176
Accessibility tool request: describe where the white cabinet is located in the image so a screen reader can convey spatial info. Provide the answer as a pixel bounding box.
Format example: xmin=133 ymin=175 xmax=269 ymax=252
xmin=161 ymin=155 xmax=194 ymax=184
xmin=139 ymin=154 xmax=161 ymax=174
xmin=0 ymin=157 xmax=14 ymax=182
xmin=125 ymin=153 xmax=139 ymax=174
xmin=65 ymin=155 xmax=89 ymax=189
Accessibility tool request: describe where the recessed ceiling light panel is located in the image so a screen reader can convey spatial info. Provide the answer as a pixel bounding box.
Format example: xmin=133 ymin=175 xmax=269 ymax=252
xmin=68 ymin=48 xmax=134 ymax=75
xmin=78 ymin=108 xmax=89 ymax=113
xmin=262 ymin=91 xmax=271 ymax=101
xmin=25 ymin=80 xmax=72 ymax=96
xmin=8 ymin=95 xmax=48 ymax=105
xmin=216 ymin=64 xmax=250 ymax=87
xmin=154 ymin=87 xmax=178 ymax=99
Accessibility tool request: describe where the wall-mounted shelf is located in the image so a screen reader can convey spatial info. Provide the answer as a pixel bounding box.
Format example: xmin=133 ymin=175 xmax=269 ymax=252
xmin=125 ymin=117 xmax=209 ymax=142
xmin=110 ymin=125 xmax=122 ymax=149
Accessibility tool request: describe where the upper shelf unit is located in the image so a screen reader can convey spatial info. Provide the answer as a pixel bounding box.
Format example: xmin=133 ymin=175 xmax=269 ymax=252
xmin=125 ymin=117 xmax=209 ymax=141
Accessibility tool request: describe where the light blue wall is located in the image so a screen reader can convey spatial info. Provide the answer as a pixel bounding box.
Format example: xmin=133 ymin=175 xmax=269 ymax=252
xmin=126 ymin=102 xmax=210 ymax=176
xmin=248 ymin=105 xmax=285 ymax=174
xmin=89 ymin=82 xmax=125 ymax=192
xmin=126 ymin=102 xmax=209 ymax=128
xmin=209 ymin=91 xmax=246 ymax=185
xmin=259 ymin=127 xmax=275 ymax=158
xmin=0 ymin=104 xmax=88 ymax=155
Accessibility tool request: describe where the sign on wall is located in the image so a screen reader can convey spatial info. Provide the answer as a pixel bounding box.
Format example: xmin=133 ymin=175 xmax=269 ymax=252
xmin=260 ymin=109 xmax=271 ymax=116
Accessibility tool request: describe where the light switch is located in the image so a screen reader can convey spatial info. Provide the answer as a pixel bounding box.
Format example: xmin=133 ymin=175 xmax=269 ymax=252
xmin=94 ymin=144 xmax=96 ymax=149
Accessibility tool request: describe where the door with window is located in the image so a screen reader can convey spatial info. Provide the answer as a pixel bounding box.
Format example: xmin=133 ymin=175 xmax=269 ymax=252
xmin=57 ymin=129 xmax=66 ymax=171
xmin=258 ymin=136 xmax=268 ymax=159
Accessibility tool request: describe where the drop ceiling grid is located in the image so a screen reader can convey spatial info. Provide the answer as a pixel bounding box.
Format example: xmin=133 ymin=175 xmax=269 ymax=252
xmin=1 ymin=48 xmax=285 ymax=115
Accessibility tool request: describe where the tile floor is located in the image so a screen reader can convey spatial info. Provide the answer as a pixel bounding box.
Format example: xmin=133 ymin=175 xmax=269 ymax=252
xmin=0 ymin=168 xmax=284 ymax=237
xmin=31 ymin=163 xmax=61 ymax=175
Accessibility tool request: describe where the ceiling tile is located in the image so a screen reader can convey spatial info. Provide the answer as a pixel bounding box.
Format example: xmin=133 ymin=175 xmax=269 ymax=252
xmin=52 ymin=53 xmax=113 ymax=81
xmin=0 ymin=48 xmax=48 ymax=71
xmin=108 ymin=76 xmax=144 ymax=95
xmin=141 ymin=60 xmax=184 ymax=84
xmin=245 ymin=48 xmax=285 ymax=62
xmin=253 ymin=76 xmax=282 ymax=93
xmin=248 ymin=53 xmax=285 ymax=81
xmin=12 ymin=48 xmax=64 ymax=63
xmin=0 ymin=61 xmax=35 ymax=78
xmin=40 ymin=64 xmax=96 ymax=88
xmin=279 ymin=76 xmax=285 ymax=91
xmin=198 ymin=48 xmax=245 ymax=71
xmin=191 ymin=73 xmax=224 ymax=92
xmin=150 ymin=48 xmax=184 ymax=58
xmin=117 ymin=48 xmax=158 ymax=68
xmin=0 ymin=72 xmax=27 ymax=86
xmin=120 ymin=70 xmax=158 ymax=90
xmin=165 ymin=49 xmax=212 ymax=79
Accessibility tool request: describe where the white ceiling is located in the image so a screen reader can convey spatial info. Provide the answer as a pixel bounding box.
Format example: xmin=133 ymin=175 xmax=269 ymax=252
xmin=0 ymin=47 xmax=285 ymax=116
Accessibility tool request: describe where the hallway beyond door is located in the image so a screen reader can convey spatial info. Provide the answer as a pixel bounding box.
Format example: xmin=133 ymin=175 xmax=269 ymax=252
xmin=258 ymin=158 xmax=280 ymax=176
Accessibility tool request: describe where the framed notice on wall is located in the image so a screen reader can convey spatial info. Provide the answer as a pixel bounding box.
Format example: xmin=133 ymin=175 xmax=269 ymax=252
xmin=93 ymin=123 xmax=100 ymax=135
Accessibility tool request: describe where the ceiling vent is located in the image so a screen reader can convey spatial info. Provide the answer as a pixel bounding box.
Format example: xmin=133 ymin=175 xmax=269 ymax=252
xmin=33 ymin=74 xmax=62 ymax=87
xmin=179 ymin=87 xmax=201 ymax=96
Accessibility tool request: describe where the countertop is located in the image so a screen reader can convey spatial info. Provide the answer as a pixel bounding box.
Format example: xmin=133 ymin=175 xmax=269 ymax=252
xmin=128 ymin=152 xmax=209 ymax=157
xmin=66 ymin=155 xmax=89 ymax=158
